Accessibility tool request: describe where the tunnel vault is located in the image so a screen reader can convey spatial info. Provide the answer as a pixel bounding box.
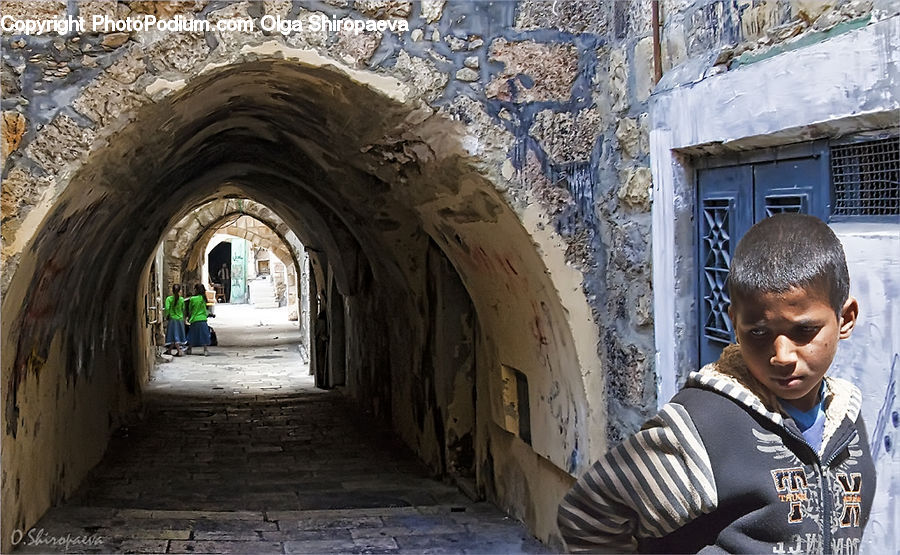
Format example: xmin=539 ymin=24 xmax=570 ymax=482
xmin=1 ymin=58 xmax=603 ymax=546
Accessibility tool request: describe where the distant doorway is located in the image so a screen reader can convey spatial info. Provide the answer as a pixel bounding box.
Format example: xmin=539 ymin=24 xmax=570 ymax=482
xmin=208 ymin=242 xmax=232 ymax=303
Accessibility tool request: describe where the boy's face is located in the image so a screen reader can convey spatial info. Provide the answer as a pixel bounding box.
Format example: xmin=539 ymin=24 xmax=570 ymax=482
xmin=729 ymin=286 xmax=858 ymax=412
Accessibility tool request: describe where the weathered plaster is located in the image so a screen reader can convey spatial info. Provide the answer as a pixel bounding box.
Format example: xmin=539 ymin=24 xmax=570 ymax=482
xmin=830 ymin=223 xmax=900 ymax=555
xmin=520 ymin=202 xmax=607 ymax=467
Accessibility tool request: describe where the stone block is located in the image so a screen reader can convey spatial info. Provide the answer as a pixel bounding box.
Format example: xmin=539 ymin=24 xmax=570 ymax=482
xmin=25 ymin=115 xmax=96 ymax=173
xmin=634 ymin=289 xmax=653 ymax=327
xmin=263 ymin=0 xmax=293 ymax=18
xmin=284 ymin=537 xmax=398 ymax=553
xmin=455 ymin=67 xmax=479 ymax=82
xmin=100 ymin=32 xmax=130 ymax=48
xmin=439 ymin=95 xmax=514 ymax=183
xmin=740 ymin=0 xmax=781 ymax=40
xmin=615 ymin=115 xmax=648 ymax=160
xmin=105 ymin=49 xmax=146 ymax=84
xmin=421 ymin=0 xmax=445 ymax=23
xmin=354 ymin=0 xmax=411 ymax=18
xmin=614 ymin=0 xmax=653 ymax=37
xmin=73 ymin=73 xmax=147 ymax=127
xmin=812 ymin=0 xmax=873 ymax=31
xmin=261 ymin=529 xmax=352 ymax=542
xmin=125 ymin=1 xmax=207 ymax=19
xmin=633 ymin=36 xmax=655 ymax=103
xmin=335 ymin=28 xmax=383 ymax=67
xmin=394 ymin=533 xmax=471 ymax=551
xmin=662 ymin=21 xmax=688 ymax=72
xmin=289 ymin=515 xmax=384 ymax=529
xmin=530 ymin=108 xmax=600 ymax=164
xmin=109 ymin=527 xmax=191 ymax=540
xmin=76 ymin=2 xmax=119 ymax=26
xmin=486 ymin=39 xmax=578 ymax=103
xmin=608 ymin=47 xmax=628 ymax=113
xmin=282 ymin=9 xmax=330 ymax=49
xmin=351 ymin=523 xmax=466 ymax=538
xmin=617 ymin=166 xmax=652 ymax=211
xmin=512 ymin=150 xmax=568 ymax=219
xmin=446 ymin=35 xmax=467 ymax=51
xmin=514 ymin=0 xmax=610 ymax=35
xmin=686 ymin=2 xmax=722 ymax=56
xmin=0 ymin=0 xmax=66 ymax=20
xmin=661 ymin=0 xmax=694 ymax=18
xmin=207 ymin=1 xmax=262 ymax=51
xmin=391 ymin=50 xmax=448 ymax=103
xmin=1 ymin=111 xmax=26 ymax=164
xmin=170 ymin=540 xmax=283 ymax=553
xmin=1 ymin=62 xmax=21 ymax=97
xmin=114 ymin=539 xmax=170 ymax=553
xmin=791 ymin=0 xmax=837 ymax=23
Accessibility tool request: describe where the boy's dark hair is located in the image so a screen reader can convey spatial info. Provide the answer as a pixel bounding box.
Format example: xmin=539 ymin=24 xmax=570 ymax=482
xmin=727 ymin=213 xmax=849 ymax=314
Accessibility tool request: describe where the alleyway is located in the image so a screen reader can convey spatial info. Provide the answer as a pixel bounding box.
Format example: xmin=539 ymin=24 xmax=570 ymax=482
xmin=14 ymin=306 xmax=548 ymax=554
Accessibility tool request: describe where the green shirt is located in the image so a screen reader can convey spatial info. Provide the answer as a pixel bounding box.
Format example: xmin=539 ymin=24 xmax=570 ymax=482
xmin=164 ymin=295 xmax=185 ymax=321
xmin=187 ymin=295 xmax=208 ymax=323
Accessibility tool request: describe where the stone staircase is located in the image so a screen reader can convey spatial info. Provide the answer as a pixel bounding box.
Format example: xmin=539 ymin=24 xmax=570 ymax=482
xmin=249 ymin=276 xmax=278 ymax=308
xmin=14 ymin=379 xmax=550 ymax=554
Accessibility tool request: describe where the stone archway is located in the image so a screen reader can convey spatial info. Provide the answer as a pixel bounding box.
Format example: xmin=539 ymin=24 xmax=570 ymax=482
xmin=164 ymin=198 xmax=306 ymax=287
xmin=2 ymin=48 xmax=603 ymax=552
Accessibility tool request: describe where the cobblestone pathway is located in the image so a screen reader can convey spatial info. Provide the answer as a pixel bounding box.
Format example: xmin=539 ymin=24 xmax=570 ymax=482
xmin=15 ymin=306 xmax=549 ymax=554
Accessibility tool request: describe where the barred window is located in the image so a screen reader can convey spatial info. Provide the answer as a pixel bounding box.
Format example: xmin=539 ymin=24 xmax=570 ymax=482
xmin=831 ymin=137 xmax=900 ymax=217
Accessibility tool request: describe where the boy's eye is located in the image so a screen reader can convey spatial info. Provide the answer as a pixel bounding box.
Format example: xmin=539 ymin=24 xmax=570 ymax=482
xmin=749 ymin=328 xmax=767 ymax=337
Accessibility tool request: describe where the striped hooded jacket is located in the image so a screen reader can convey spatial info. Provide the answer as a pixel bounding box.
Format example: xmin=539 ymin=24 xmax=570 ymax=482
xmin=557 ymin=345 xmax=875 ymax=554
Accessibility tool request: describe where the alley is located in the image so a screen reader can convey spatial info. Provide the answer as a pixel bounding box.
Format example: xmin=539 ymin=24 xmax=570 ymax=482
xmin=14 ymin=306 xmax=548 ymax=554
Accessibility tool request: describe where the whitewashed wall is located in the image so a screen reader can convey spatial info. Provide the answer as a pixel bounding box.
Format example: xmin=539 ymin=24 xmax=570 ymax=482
xmin=832 ymin=224 xmax=900 ymax=554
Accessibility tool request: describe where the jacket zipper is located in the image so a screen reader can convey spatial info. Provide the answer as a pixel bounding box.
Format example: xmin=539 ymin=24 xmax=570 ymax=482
xmin=782 ymin=425 xmax=857 ymax=554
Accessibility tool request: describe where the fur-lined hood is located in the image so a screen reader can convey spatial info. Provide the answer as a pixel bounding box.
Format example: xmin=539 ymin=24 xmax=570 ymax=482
xmin=686 ymin=344 xmax=863 ymax=455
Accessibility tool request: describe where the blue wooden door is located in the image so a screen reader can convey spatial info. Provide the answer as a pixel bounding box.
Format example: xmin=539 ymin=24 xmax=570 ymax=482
xmin=697 ymin=153 xmax=829 ymax=365
xmin=698 ymin=166 xmax=752 ymax=366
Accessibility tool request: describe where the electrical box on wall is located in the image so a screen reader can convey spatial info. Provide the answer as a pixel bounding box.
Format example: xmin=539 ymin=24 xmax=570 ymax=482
xmin=492 ymin=364 xmax=532 ymax=445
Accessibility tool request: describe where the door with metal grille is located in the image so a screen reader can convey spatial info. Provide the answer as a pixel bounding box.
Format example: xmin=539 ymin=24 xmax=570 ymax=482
xmin=697 ymin=152 xmax=829 ymax=366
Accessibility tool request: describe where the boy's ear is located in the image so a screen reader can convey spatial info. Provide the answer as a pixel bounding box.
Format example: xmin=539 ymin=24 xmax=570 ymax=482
xmin=839 ymin=296 xmax=859 ymax=339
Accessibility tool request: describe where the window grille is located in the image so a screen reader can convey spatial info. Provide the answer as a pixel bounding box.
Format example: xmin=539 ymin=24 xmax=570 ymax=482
xmin=831 ymin=137 xmax=900 ymax=217
xmin=764 ymin=195 xmax=806 ymax=216
xmin=700 ymin=198 xmax=733 ymax=344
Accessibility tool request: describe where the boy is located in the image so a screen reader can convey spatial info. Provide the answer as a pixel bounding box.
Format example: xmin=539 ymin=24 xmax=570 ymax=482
xmin=558 ymin=214 xmax=875 ymax=554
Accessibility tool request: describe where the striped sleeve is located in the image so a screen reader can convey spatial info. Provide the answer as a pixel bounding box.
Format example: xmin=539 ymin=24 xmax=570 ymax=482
xmin=557 ymin=402 xmax=718 ymax=553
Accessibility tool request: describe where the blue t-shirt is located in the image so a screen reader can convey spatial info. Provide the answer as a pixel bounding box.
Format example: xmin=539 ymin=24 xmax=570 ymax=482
xmin=780 ymin=381 xmax=827 ymax=454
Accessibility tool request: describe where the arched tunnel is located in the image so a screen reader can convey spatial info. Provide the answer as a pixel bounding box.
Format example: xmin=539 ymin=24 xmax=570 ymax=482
xmin=1 ymin=59 xmax=606 ymax=549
